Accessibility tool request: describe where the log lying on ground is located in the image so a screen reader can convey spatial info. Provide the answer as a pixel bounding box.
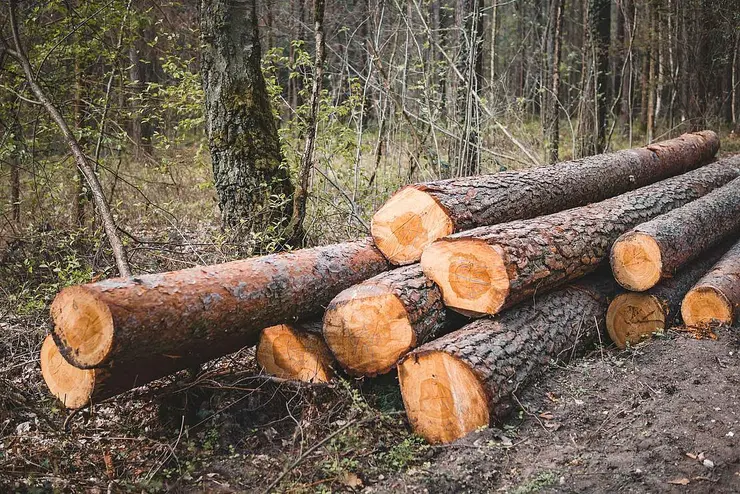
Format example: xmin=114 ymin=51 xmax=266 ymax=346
xmin=398 ymin=275 xmax=618 ymax=444
xmin=606 ymin=246 xmax=728 ymax=349
xmin=611 ymin=176 xmax=740 ymax=291
xmin=40 ymin=335 xmax=185 ymax=409
xmin=682 ymin=238 xmax=740 ymax=328
xmin=256 ymin=321 xmax=334 ymax=383
xmin=372 ymin=131 xmax=719 ymax=264
xmin=323 ymin=265 xmax=466 ymax=376
xmin=51 ymin=238 xmax=390 ymax=369
xmin=421 ymin=159 xmax=740 ymax=317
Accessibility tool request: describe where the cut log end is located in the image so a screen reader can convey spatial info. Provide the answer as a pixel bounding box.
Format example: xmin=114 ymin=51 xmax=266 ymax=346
xmin=371 ymin=187 xmax=454 ymax=265
xmin=611 ymin=233 xmax=663 ymax=291
xmin=323 ymin=287 xmax=415 ymax=376
xmin=421 ymin=240 xmax=509 ymax=316
xmin=50 ymin=286 xmax=114 ymax=368
xmin=681 ymin=287 xmax=733 ymax=328
xmin=606 ymin=292 xmax=666 ymax=349
xmin=256 ymin=324 xmax=333 ymax=383
xmin=398 ymin=351 xmax=489 ymax=444
xmin=40 ymin=335 xmax=95 ymax=409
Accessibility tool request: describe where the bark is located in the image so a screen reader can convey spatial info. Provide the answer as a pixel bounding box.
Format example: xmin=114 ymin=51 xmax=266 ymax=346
xmin=324 ymin=264 xmax=464 ymax=376
xmin=606 ymin=246 xmax=728 ymax=350
xmin=398 ymin=275 xmax=618 ymax=444
xmin=611 ymin=176 xmax=740 ymax=291
xmin=646 ymin=5 xmax=657 ymax=142
xmin=591 ymin=0 xmax=610 ymax=152
xmin=51 ymin=238 xmax=389 ymax=369
xmin=543 ymin=0 xmax=564 ymax=164
xmin=371 ymin=130 xmax=720 ymax=264
xmin=200 ymin=0 xmax=294 ymax=242
xmin=256 ymin=321 xmax=334 ymax=383
xmin=422 ymin=158 xmax=740 ymax=316
xmin=682 ymin=238 xmax=740 ymax=328
xmin=7 ymin=1 xmax=131 ymax=277
xmin=285 ymin=0 xmax=325 ymax=246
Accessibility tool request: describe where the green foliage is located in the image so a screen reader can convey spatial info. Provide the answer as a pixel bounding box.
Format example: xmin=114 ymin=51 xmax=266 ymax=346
xmin=377 ymin=435 xmax=429 ymax=472
xmin=512 ymin=470 xmax=560 ymax=494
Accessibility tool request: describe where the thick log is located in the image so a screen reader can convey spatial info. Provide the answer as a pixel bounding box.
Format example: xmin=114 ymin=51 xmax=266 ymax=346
xmin=398 ymin=276 xmax=618 ymax=444
xmin=611 ymin=176 xmax=740 ymax=291
xmin=40 ymin=335 xmax=186 ymax=409
xmin=372 ymin=131 xmax=719 ymax=264
xmin=606 ymin=246 xmax=728 ymax=349
xmin=682 ymin=238 xmax=740 ymax=328
xmin=421 ymin=159 xmax=740 ymax=317
xmin=323 ymin=265 xmax=464 ymax=376
xmin=51 ymin=238 xmax=390 ymax=369
xmin=256 ymin=321 xmax=334 ymax=383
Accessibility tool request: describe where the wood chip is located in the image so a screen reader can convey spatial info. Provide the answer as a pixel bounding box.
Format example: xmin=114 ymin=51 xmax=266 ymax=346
xmin=667 ymin=478 xmax=690 ymax=485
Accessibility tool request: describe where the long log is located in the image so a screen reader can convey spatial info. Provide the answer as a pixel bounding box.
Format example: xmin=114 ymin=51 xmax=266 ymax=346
xmin=682 ymin=238 xmax=740 ymax=328
xmin=40 ymin=335 xmax=185 ymax=409
xmin=51 ymin=238 xmax=389 ymax=369
xmin=398 ymin=276 xmax=618 ymax=444
xmin=611 ymin=176 xmax=740 ymax=291
xmin=606 ymin=246 xmax=728 ymax=349
xmin=256 ymin=321 xmax=334 ymax=383
xmin=372 ymin=131 xmax=719 ymax=264
xmin=421 ymin=159 xmax=740 ymax=317
xmin=323 ymin=265 xmax=464 ymax=376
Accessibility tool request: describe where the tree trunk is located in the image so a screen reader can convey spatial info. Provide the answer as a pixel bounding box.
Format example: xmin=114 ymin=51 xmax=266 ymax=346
xmin=200 ymin=0 xmax=294 ymax=244
xmin=646 ymin=5 xmax=657 ymax=142
xmin=285 ymin=0 xmax=325 ymax=246
xmin=372 ymin=130 xmax=719 ymax=264
xmin=606 ymin=246 xmax=728 ymax=349
xmin=611 ymin=176 xmax=740 ymax=291
xmin=51 ymin=238 xmax=389 ymax=369
xmin=543 ymin=0 xmax=564 ymax=163
xmin=256 ymin=321 xmax=334 ymax=383
xmin=421 ymin=158 xmax=740 ymax=317
xmin=592 ymin=0 xmax=610 ymax=152
xmin=398 ymin=275 xmax=618 ymax=444
xmin=682 ymin=238 xmax=740 ymax=328
xmin=323 ymin=265 xmax=461 ymax=376
xmin=74 ymin=54 xmax=86 ymax=226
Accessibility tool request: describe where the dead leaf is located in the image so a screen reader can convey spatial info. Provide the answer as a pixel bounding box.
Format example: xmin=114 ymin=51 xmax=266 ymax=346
xmin=539 ymin=412 xmax=555 ymax=420
xmin=546 ymin=393 xmax=560 ymax=402
xmin=338 ymin=472 xmax=363 ymax=489
xmin=545 ymin=421 xmax=561 ymax=431
xmin=103 ymin=450 xmax=115 ymax=480
xmin=667 ymin=478 xmax=690 ymax=485
xmin=685 ymin=452 xmax=697 ymax=459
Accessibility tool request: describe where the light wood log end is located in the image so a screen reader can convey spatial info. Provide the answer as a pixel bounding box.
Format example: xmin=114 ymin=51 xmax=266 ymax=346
xmin=323 ymin=286 xmax=415 ymax=376
xmin=371 ymin=187 xmax=454 ymax=265
xmin=256 ymin=324 xmax=334 ymax=383
xmin=398 ymin=351 xmax=489 ymax=444
xmin=50 ymin=286 xmax=114 ymax=368
xmin=40 ymin=335 xmax=96 ymax=409
xmin=611 ymin=232 xmax=663 ymax=291
xmin=606 ymin=292 xmax=666 ymax=349
xmin=421 ymin=239 xmax=509 ymax=316
xmin=681 ymin=286 xmax=733 ymax=328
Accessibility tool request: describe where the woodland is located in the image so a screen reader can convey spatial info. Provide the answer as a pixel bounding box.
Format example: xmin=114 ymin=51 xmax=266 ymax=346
xmin=1 ymin=0 xmax=740 ymax=492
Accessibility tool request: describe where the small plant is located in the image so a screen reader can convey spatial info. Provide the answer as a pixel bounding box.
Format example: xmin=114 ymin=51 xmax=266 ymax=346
xmin=512 ymin=470 xmax=560 ymax=494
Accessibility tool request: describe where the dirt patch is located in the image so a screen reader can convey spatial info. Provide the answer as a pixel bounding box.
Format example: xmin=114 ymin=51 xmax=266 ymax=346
xmin=373 ymin=328 xmax=740 ymax=493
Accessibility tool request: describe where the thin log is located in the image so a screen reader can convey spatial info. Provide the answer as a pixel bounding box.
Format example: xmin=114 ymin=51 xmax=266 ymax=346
xmin=611 ymin=176 xmax=740 ymax=291
xmin=323 ymin=265 xmax=464 ymax=376
xmin=398 ymin=275 xmax=618 ymax=444
xmin=606 ymin=245 xmax=728 ymax=348
xmin=682 ymin=238 xmax=740 ymax=328
xmin=256 ymin=321 xmax=334 ymax=383
xmin=421 ymin=158 xmax=740 ymax=317
xmin=372 ymin=131 xmax=719 ymax=264
xmin=51 ymin=238 xmax=389 ymax=369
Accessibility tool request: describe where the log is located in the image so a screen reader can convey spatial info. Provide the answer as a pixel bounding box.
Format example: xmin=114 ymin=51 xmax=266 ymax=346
xmin=611 ymin=176 xmax=740 ymax=291
xmin=421 ymin=159 xmax=740 ymax=317
xmin=682 ymin=238 xmax=740 ymax=328
xmin=51 ymin=238 xmax=390 ymax=369
xmin=398 ymin=276 xmax=618 ymax=444
xmin=323 ymin=265 xmax=464 ymax=376
xmin=606 ymin=246 xmax=728 ymax=349
xmin=40 ymin=335 xmax=185 ymax=409
xmin=256 ymin=321 xmax=334 ymax=383
xmin=372 ymin=131 xmax=719 ymax=264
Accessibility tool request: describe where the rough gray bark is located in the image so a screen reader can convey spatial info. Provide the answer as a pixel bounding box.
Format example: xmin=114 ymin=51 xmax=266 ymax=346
xmin=200 ymin=0 xmax=294 ymax=243
xmin=543 ymin=0 xmax=564 ymax=163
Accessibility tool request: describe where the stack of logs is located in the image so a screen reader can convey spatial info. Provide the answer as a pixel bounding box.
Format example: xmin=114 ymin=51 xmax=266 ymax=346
xmin=41 ymin=130 xmax=740 ymax=444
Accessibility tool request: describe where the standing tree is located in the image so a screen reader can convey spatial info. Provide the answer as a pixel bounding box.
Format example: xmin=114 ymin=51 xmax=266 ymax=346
xmin=543 ymin=0 xmax=564 ymax=163
xmin=200 ymin=0 xmax=294 ymax=246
